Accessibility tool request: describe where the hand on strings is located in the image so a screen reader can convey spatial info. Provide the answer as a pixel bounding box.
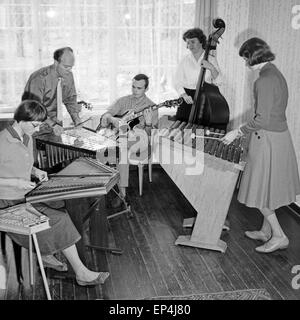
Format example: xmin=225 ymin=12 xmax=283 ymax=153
xmin=180 ymin=93 xmax=193 ymax=104
xmin=143 ymin=108 xmax=153 ymax=126
xmin=33 ymin=168 xmax=48 ymax=182
xmin=200 ymin=59 xmax=214 ymax=71
xmin=52 ymin=124 xmax=64 ymax=136
xmin=110 ymin=117 xmax=122 ymax=128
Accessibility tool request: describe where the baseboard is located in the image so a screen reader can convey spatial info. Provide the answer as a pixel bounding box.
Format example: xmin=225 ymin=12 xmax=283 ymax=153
xmin=288 ymin=203 xmax=300 ymax=218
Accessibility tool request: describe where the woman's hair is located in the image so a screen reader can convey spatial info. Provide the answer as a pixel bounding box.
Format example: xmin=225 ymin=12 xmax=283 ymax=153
xmin=14 ymin=100 xmax=47 ymax=123
xmin=182 ymin=28 xmax=207 ymax=49
xmin=239 ymin=37 xmax=275 ymax=66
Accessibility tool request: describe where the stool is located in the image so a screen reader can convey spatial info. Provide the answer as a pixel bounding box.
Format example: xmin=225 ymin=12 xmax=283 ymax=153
xmin=0 ymin=208 xmax=52 ymax=300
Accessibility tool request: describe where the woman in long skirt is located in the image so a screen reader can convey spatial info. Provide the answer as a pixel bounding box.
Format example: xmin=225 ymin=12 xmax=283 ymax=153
xmin=222 ymin=38 xmax=300 ymax=253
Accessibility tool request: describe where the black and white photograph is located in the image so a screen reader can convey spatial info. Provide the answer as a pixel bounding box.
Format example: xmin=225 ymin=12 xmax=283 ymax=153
xmin=0 ymin=0 xmax=300 ymax=308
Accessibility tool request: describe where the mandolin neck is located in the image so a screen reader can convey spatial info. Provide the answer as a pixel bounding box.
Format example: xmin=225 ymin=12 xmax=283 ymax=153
xmin=124 ymin=101 xmax=171 ymax=123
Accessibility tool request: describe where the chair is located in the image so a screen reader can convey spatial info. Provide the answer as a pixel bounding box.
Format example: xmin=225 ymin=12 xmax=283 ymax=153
xmin=128 ymin=138 xmax=153 ymax=196
xmin=129 ymin=157 xmax=152 ymax=196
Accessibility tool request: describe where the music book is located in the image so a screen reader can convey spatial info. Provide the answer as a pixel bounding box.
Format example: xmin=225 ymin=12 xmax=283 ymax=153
xmin=0 ymin=203 xmax=50 ymax=235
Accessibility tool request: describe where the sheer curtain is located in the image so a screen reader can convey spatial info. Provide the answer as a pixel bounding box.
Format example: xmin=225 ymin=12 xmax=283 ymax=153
xmin=0 ymin=0 xmax=196 ymax=113
xmin=194 ymin=0 xmax=215 ymax=34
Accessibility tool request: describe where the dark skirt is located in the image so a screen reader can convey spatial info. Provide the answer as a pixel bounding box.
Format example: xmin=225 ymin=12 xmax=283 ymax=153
xmin=175 ymin=88 xmax=196 ymax=122
xmin=0 ymin=199 xmax=81 ymax=255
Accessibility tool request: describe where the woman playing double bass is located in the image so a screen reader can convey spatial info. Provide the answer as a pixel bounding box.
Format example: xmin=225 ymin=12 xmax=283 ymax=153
xmin=173 ymin=28 xmax=222 ymax=122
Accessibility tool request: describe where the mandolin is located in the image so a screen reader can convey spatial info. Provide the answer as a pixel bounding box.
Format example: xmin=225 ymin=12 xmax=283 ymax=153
xmin=96 ymin=97 xmax=183 ymax=132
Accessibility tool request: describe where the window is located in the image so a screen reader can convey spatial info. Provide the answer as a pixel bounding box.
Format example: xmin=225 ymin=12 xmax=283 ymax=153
xmin=0 ymin=0 xmax=196 ymax=112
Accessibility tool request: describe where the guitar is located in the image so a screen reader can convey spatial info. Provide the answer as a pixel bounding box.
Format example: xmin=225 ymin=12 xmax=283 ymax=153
xmin=96 ymin=97 xmax=183 ymax=132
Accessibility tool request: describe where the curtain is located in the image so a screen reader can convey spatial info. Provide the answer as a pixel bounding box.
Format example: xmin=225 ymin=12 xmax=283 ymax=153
xmin=194 ymin=0 xmax=215 ymax=35
xmin=0 ymin=0 xmax=196 ymax=113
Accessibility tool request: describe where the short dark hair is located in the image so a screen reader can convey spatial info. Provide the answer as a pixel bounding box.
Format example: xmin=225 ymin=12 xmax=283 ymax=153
xmin=53 ymin=47 xmax=73 ymax=62
xmin=239 ymin=37 xmax=275 ymax=66
xmin=133 ymin=74 xmax=149 ymax=89
xmin=14 ymin=100 xmax=47 ymax=123
xmin=183 ymin=28 xmax=207 ymax=49
xmin=21 ymin=91 xmax=42 ymax=103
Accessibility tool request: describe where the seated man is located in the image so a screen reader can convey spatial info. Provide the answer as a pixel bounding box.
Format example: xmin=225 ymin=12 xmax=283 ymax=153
xmin=98 ymin=74 xmax=158 ymax=200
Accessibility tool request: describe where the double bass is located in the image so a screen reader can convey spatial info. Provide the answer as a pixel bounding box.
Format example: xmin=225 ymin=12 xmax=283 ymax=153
xmin=188 ymin=18 xmax=229 ymax=131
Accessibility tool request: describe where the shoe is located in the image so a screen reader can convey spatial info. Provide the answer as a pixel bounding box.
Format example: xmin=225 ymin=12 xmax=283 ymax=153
xmin=42 ymin=260 xmax=68 ymax=272
xmin=255 ymin=236 xmax=289 ymax=253
xmin=222 ymin=219 xmax=230 ymax=231
xmin=76 ymin=272 xmax=110 ymax=286
xmin=222 ymin=225 xmax=230 ymax=231
xmin=245 ymin=230 xmax=271 ymax=242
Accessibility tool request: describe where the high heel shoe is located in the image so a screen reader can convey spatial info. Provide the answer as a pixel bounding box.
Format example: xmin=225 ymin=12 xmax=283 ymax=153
xmin=245 ymin=230 xmax=271 ymax=242
xmin=76 ymin=272 xmax=110 ymax=286
xmin=255 ymin=236 xmax=289 ymax=253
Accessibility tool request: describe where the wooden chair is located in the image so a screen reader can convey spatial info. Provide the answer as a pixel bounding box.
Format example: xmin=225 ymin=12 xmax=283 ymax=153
xmin=128 ymin=140 xmax=152 ymax=196
xmin=130 ymin=157 xmax=152 ymax=196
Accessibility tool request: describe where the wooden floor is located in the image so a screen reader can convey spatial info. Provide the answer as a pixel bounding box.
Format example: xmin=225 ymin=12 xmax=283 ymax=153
xmin=1 ymin=166 xmax=300 ymax=300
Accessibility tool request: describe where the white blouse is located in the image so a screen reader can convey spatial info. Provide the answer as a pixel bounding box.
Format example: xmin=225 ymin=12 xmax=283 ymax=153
xmin=173 ymin=51 xmax=222 ymax=96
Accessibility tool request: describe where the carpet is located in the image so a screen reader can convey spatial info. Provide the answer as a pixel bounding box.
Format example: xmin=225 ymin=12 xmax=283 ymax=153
xmin=144 ymin=289 xmax=271 ymax=300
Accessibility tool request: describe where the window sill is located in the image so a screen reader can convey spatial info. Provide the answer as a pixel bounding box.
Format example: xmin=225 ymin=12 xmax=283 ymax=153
xmin=0 ymin=113 xmax=14 ymax=120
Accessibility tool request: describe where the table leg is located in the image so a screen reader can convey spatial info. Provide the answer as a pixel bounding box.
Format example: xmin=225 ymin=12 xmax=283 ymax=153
xmin=28 ymin=235 xmax=33 ymax=285
xmin=32 ymin=234 xmax=51 ymax=300
xmin=88 ymin=197 xmax=123 ymax=255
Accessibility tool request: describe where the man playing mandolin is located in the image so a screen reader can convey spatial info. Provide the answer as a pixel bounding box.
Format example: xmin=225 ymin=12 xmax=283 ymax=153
xmin=99 ymin=73 xmax=158 ymax=135
xmin=98 ymin=74 xmax=158 ymax=203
